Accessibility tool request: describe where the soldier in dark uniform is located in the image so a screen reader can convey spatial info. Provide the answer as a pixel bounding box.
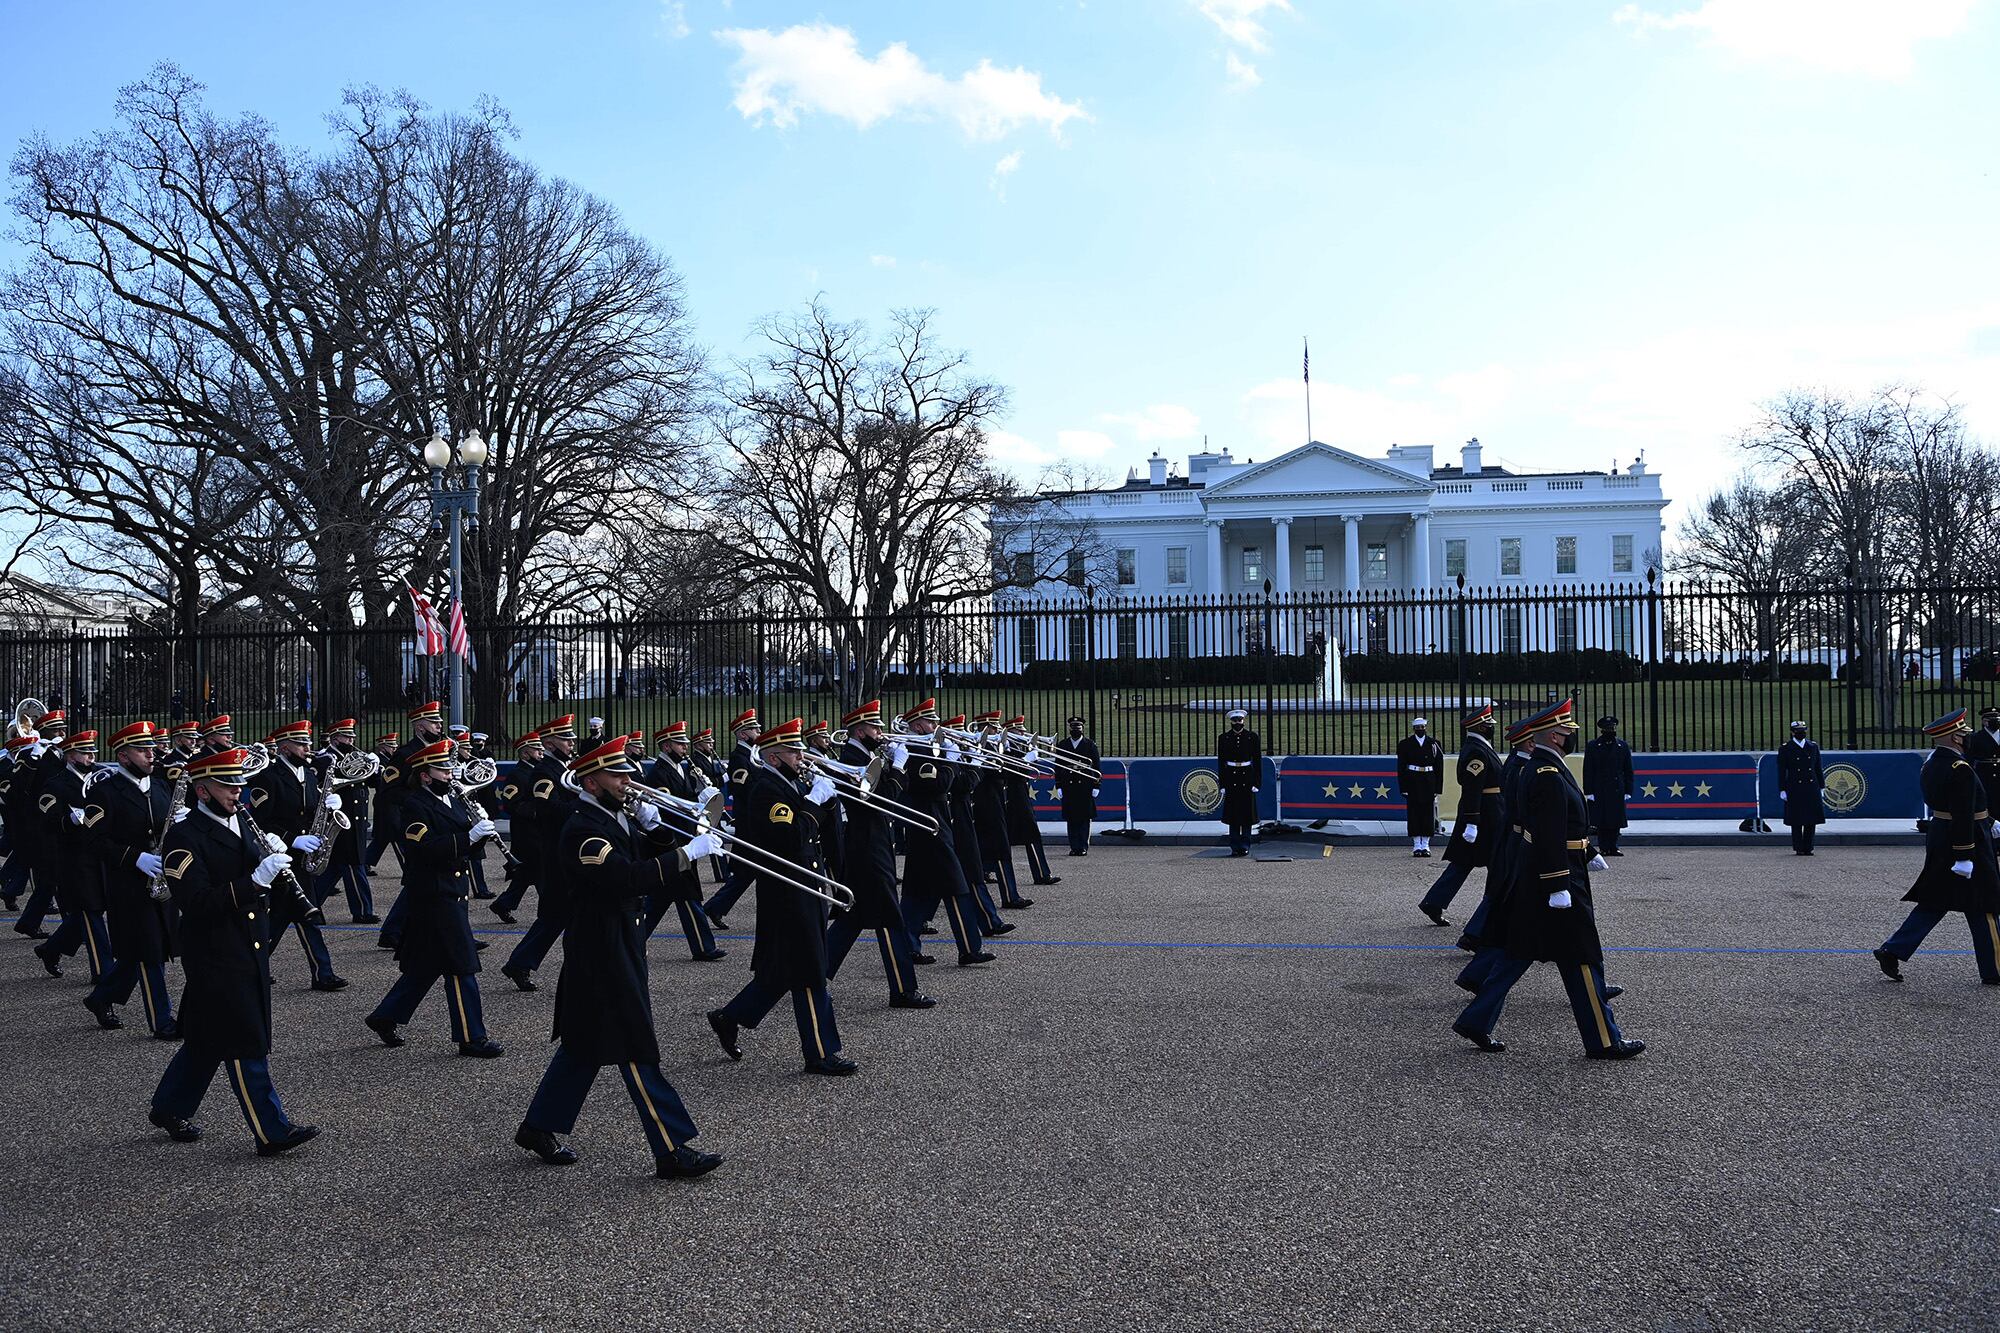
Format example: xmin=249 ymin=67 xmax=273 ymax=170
xmin=894 ymin=700 xmax=994 ymax=967
xmin=1583 ymin=715 xmax=1635 ymax=856
xmin=514 ymin=737 xmax=723 ymax=1179
xmin=313 ymin=718 xmax=376 ymax=922
xmin=82 ymin=723 xmax=180 ymax=1037
xmin=34 ymin=727 xmax=114 ymax=982
xmin=148 ymin=747 xmax=320 ymax=1155
xmin=13 ymin=708 xmax=73 ymax=940
xmin=1419 ymin=705 xmax=1504 ymax=926
xmin=501 ymin=714 xmax=579 ymax=990
xmin=6 ymin=732 xmax=51 ymax=936
xmin=706 ymin=718 xmax=857 ymax=1074
xmin=246 ymin=720 xmax=346 ymax=992
xmin=1217 ymin=708 xmax=1261 ymax=856
xmin=971 ymin=712 xmax=1027 ymax=908
xmin=1872 ymin=709 xmax=2000 ymax=985
xmin=364 ymin=737 xmax=502 ymax=1056
xmin=1452 ymin=700 xmax=1645 ymax=1059
xmin=639 ymin=721 xmax=724 ymax=961
xmin=1055 ymin=716 xmax=1102 ymax=856
xmin=376 ymin=703 xmax=447 ymax=948
xmin=1776 ymin=721 xmax=1826 ymax=855
xmin=804 ymin=720 xmax=846 ymax=882
xmin=451 ymin=723 xmax=497 ymax=901
xmin=1396 ymin=717 xmax=1445 ymax=857
xmin=364 ymin=730 xmax=403 ymax=873
xmin=687 ymin=727 xmax=729 ymax=886
xmin=1002 ymin=716 xmax=1060 ymax=885
xmin=700 ymin=708 xmax=763 ymax=928
xmin=0 ymin=735 xmax=30 ymax=910
xmin=1962 ymin=707 xmax=2000 ymax=828
xmin=1453 ymin=719 xmax=1537 ymax=969
xmin=940 ymin=713 xmax=1011 ymax=935
xmin=826 ymin=700 xmax=933 ymax=1007
xmin=488 ymin=728 xmax=544 ymax=924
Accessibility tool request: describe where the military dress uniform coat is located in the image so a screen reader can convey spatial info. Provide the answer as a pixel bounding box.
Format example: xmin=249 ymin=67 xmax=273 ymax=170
xmin=737 ymin=763 xmax=832 ymax=989
xmin=1495 ymin=746 xmax=1606 ymax=968
xmin=161 ymin=809 xmax=277 ymax=1059
xmin=1964 ymin=726 xmax=2000 ymax=806
xmin=1583 ymin=735 xmax=1636 ymax=832
xmin=900 ymin=739 xmax=970 ymax=895
xmin=1441 ymin=734 xmax=1505 ymax=868
xmin=642 ymin=755 xmax=707 ymax=904
xmin=531 ymin=754 xmax=579 ymax=918
xmin=1217 ymin=729 xmax=1262 ymax=827
xmin=1003 ymin=767 xmax=1042 ymax=846
xmin=42 ymin=763 xmax=104 ymax=912
xmin=395 ymin=784 xmax=483 ymax=978
xmin=1905 ymin=747 xmax=2000 ymax=915
xmin=837 ymin=738 xmax=906 ymax=930
xmin=90 ymin=769 xmax=178 ymax=964
xmin=247 ymin=758 xmax=320 ymax=880
xmin=1055 ymin=735 xmax=1102 ymax=823
xmin=1776 ymin=739 xmax=1826 ymax=828
xmin=549 ymin=797 xmax=686 ymax=1066
xmin=1395 ymin=734 xmax=1446 ymax=836
xmin=972 ymin=764 xmax=1011 ymax=860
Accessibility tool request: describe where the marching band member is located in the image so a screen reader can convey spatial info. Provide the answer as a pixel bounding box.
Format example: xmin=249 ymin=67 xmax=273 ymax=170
xmin=457 ymin=726 xmax=499 ymax=902
xmin=0 ymin=735 xmax=28 ymax=910
xmin=500 ymin=714 xmax=578 ymax=991
xmin=705 ymin=718 xmax=857 ymax=1075
xmin=1419 ymin=705 xmax=1504 ymax=927
xmin=34 ymin=726 xmax=112 ymax=982
xmin=6 ymin=732 xmax=51 ymax=935
xmin=81 ymin=723 xmax=179 ymax=1037
xmin=804 ymin=720 xmax=845 ymax=880
xmin=699 ymin=708 xmax=761 ymax=928
xmin=641 ymin=722 xmax=725 ymax=961
xmin=363 ymin=730 xmax=403 ymax=874
xmin=488 ymin=728 xmax=545 ymax=924
xmin=197 ymin=714 xmax=234 ymax=756
xmin=1003 ymin=716 xmax=1060 ymax=886
xmin=246 ymin=720 xmax=347 ymax=992
xmin=689 ymin=726 xmax=729 ymax=886
xmin=972 ymin=711 xmax=1028 ymax=910
xmin=514 ymin=736 xmax=723 ymax=1179
xmin=147 ymin=746 xmax=319 ymax=1155
xmin=826 ymin=701 xmax=933 ymax=1008
xmin=1872 ymin=709 xmax=2000 ymax=985
xmin=365 ymin=738 xmax=503 ymax=1057
xmin=314 ymin=719 xmax=376 ymax=923
xmin=942 ymin=713 xmax=1012 ymax=936
xmin=894 ymin=701 xmax=994 ymax=967
xmin=377 ymin=703 xmax=447 ymax=950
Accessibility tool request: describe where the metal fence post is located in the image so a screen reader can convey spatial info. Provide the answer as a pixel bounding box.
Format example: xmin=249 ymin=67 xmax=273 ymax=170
xmin=1454 ymin=576 xmax=1468 ymax=715
xmin=754 ymin=599 xmax=769 ymax=725
xmin=1644 ymin=569 xmax=1661 ymax=751
xmin=1843 ymin=569 xmax=1859 ymax=750
xmin=1262 ymin=579 xmax=1275 ymax=746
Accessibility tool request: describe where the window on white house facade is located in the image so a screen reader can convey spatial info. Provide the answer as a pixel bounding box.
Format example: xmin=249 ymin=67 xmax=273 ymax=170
xmin=1556 ymin=535 xmax=1577 ymax=575
xmin=1613 ymin=534 xmax=1634 ymax=574
xmin=1166 ymin=547 xmax=1189 ymax=585
xmin=1304 ymin=545 xmax=1325 ymax=582
xmin=1116 ymin=549 xmax=1136 ymax=586
xmin=1500 ymin=537 xmax=1522 ymax=577
xmin=1019 ymin=619 xmax=1038 ymax=663
xmin=1242 ymin=546 xmax=1262 ymax=585
xmin=1365 ymin=543 xmax=1388 ymax=583
xmin=1445 ymin=539 xmax=1467 ymax=579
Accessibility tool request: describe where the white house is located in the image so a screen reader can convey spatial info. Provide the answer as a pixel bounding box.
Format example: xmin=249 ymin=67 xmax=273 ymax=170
xmin=991 ymin=438 xmax=1667 ymax=665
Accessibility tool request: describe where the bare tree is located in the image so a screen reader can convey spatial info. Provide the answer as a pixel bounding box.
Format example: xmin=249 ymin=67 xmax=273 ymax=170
xmin=1672 ymin=473 xmax=1835 ymax=677
xmin=1878 ymin=387 xmax=1998 ymax=685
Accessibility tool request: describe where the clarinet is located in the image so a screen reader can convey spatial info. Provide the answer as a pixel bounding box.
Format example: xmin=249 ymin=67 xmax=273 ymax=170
xmin=236 ymin=799 xmax=326 ymax=925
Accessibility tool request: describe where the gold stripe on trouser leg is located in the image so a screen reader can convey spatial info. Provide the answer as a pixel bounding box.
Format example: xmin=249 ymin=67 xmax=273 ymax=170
xmin=1579 ymin=964 xmax=1612 ymax=1049
xmin=449 ymin=974 xmax=468 ymax=1042
xmin=138 ymin=966 xmax=157 ymax=1030
xmin=877 ymin=929 xmax=906 ymax=992
xmin=803 ymin=988 xmax=827 ymax=1059
xmin=229 ymin=1059 xmax=268 ymax=1144
xmin=943 ymin=894 xmax=969 ymax=946
xmin=1986 ymin=915 xmax=2000 ymax=970
xmin=624 ymin=1063 xmax=677 ymax=1152
xmin=292 ymin=923 xmax=317 ymax=978
xmin=83 ymin=918 xmax=102 ymax=975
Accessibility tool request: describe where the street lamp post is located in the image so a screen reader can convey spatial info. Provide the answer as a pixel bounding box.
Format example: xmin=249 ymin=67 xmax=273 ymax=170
xmin=423 ymin=429 xmax=488 ymax=731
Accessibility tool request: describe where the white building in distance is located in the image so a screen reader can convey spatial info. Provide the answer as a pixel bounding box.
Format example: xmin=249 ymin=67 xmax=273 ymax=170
xmin=991 ymin=438 xmax=1667 ymax=665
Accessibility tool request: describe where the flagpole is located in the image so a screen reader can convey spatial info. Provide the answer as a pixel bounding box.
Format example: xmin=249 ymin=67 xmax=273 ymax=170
xmin=1303 ymin=335 xmax=1313 ymax=445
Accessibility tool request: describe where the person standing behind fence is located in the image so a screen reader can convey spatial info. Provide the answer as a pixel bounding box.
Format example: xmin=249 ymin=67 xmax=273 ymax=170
xmin=1583 ymin=716 xmax=1635 ymax=857
xmin=1396 ymin=718 xmax=1444 ymax=857
xmin=1776 ymin=721 xmax=1825 ymax=856
xmin=1056 ymin=717 xmax=1102 ymax=857
xmin=1218 ymin=709 xmax=1261 ymax=857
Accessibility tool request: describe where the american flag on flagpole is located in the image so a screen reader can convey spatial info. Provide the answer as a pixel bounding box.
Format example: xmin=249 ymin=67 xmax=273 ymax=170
xmin=407 ymin=582 xmax=446 ymax=656
xmin=448 ymin=596 xmax=475 ymax=667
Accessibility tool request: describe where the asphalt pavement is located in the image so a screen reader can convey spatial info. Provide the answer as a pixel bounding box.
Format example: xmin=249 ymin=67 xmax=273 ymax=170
xmin=2 ymin=843 xmax=1996 ymax=1331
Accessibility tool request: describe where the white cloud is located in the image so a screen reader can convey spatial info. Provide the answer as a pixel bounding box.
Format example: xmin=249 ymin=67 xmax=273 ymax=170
xmin=869 ymin=254 xmax=897 ymax=268
xmin=1240 ymin=368 xmax=1515 ymax=457
xmin=1100 ymin=403 xmax=1203 ymax=441
xmin=1058 ymin=429 xmax=1118 ymax=458
xmin=716 ymin=23 xmax=1087 ymax=140
xmin=1612 ymin=0 xmax=1977 ymax=78
xmin=660 ymin=1 xmax=689 ymax=39
xmin=990 ymin=149 xmax=1024 ymax=199
xmin=987 ymin=429 xmax=1059 ymax=468
xmin=1224 ymin=53 xmax=1262 ymax=88
xmin=1194 ymin=0 xmax=1293 ymax=52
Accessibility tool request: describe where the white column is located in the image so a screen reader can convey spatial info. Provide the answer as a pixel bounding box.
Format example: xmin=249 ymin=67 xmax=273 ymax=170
xmin=1273 ymin=517 xmax=1292 ymax=593
xmin=1206 ymin=518 xmax=1225 ymax=595
xmin=1411 ymin=511 xmax=1432 ymax=587
xmin=1341 ymin=514 xmax=1362 ymax=656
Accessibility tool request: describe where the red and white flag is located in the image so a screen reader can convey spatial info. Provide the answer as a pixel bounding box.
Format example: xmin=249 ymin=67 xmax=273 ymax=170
xmin=448 ymin=596 xmax=475 ymax=667
xmin=407 ymin=583 xmax=446 ymax=656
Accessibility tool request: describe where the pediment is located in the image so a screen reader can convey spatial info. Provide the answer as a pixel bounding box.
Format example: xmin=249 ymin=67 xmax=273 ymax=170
xmin=1200 ymin=443 xmax=1433 ymax=502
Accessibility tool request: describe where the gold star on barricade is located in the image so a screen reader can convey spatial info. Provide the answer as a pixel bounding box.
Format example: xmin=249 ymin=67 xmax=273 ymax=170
xmin=1323 ymin=782 xmax=1340 ymax=797
xmin=1349 ymin=783 xmax=1364 ymax=797
xmin=1667 ymin=781 xmax=1685 ymax=798
xmin=1641 ymin=782 xmax=1658 ymax=797
xmin=1694 ymin=781 xmax=1712 ymax=797
xmin=1373 ymin=783 xmax=1390 ymax=798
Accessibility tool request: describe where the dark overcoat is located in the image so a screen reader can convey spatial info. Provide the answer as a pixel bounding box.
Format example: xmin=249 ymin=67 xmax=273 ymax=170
xmin=837 ymin=738 xmax=905 ymax=930
xmin=89 ymin=768 xmax=178 ymax=964
xmin=161 ymin=808 xmax=276 ymax=1059
xmin=1904 ymin=747 xmax=2000 ymax=915
xmin=737 ymin=763 xmax=831 ymax=989
xmin=549 ymin=796 xmax=683 ymax=1066
xmin=1495 ymin=745 xmax=1606 ymax=968
xmin=1776 ymin=739 xmax=1826 ymax=828
xmin=1441 ymin=733 xmax=1504 ymax=867
xmin=395 ymin=784 xmax=482 ymax=977
xmin=1582 ymin=735 xmax=1635 ymax=832
xmin=1217 ymin=728 xmax=1262 ymax=826
xmin=1055 ymin=736 xmax=1102 ymax=824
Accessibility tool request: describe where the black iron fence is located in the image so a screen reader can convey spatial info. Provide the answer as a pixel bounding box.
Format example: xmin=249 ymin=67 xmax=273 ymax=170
xmin=5 ymin=576 xmax=1999 ymax=757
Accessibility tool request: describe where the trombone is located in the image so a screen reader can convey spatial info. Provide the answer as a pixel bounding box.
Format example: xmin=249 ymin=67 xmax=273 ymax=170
xmin=562 ymin=769 xmax=854 ymax=910
xmin=936 ymin=725 xmax=1044 ymax=778
xmin=803 ymin=750 xmax=939 ymax=834
xmin=1007 ymin=730 xmax=1101 ymax=781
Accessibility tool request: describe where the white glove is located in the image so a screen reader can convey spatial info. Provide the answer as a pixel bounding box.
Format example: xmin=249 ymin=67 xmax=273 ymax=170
xmin=1462 ymin=825 xmax=1478 ymax=845
xmin=941 ymin=739 xmax=960 ymax=759
xmin=322 ymin=791 xmax=341 ymax=810
xmin=136 ymin=851 xmax=164 ymax=877
xmin=1023 ymin=748 xmax=1041 ymax=764
xmin=1547 ymin=889 xmax=1573 ymax=909
xmin=1585 ymin=794 xmax=1595 ymax=801
xmin=1589 ymin=854 xmax=1608 ymax=871
xmin=1091 ymin=787 xmax=1100 ymax=798
xmin=469 ymin=818 xmax=498 ymax=842
xmin=290 ymin=834 xmax=323 ymax=855
xmin=1252 ymin=786 xmax=1260 ymax=793
xmin=806 ymin=775 xmax=837 ymax=805
xmin=252 ymin=851 xmax=292 ymax=887
xmin=171 ymin=805 xmax=189 ymax=823
xmin=68 ymin=806 xmax=86 ymax=825
xmin=887 ymin=742 xmax=909 ymax=770
xmin=682 ymin=831 xmax=721 ymax=862
xmin=1952 ymin=859 xmax=1974 ymax=878
xmin=631 ymin=803 xmax=661 ymax=831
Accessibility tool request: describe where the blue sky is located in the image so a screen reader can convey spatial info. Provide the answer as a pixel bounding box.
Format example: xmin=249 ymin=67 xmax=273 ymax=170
xmin=4 ymin=0 xmax=1996 ymax=526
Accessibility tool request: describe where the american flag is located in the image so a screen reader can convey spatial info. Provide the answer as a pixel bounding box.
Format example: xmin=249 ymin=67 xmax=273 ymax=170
xmin=407 ymin=583 xmax=446 ymax=656
xmin=448 ymin=596 xmax=475 ymax=666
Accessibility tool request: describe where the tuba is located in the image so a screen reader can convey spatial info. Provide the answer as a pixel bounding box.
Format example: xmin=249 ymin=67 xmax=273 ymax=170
xmin=8 ymin=697 xmax=45 ymax=743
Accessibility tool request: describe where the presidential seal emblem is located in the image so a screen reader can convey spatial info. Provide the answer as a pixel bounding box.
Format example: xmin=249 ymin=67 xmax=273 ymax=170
xmin=1179 ymin=769 xmax=1223 ymax=816
xmin=1822 ymin=762 xmax=1866 ymax=814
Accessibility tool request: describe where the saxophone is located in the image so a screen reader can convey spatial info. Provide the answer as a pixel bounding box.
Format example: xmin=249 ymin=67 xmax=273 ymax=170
xmin=146 ymin=764 xmax=196 ymax=901
xmin=301 ymin=750 xmax=380 ymax=878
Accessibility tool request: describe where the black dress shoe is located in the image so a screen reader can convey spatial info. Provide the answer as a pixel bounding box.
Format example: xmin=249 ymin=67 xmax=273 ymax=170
xmin=1229 ymin=849 xmax=1248 ymax=858
xmin=365 ymin=1013 xmax=405 ymax=1047
xmin=1587 ymin=1039 xmax=1647 ymax=1060
xmin=1 ymin=896 xmax=16 ymax=910
xmin=515 ymin=1124 xmax=577 ymax=1165
xmin=458 ymin=1038 xmax=504 ymax=1058
xmin=1413 ymin=849 xmax=1431 ymax=858
xmin=502 ymin=966 xmax=537 ymax=992
xmin=376 ymin=936 xmax=398 ymax=949
xmin=1066 ymin=850 xmax=1083 ymax=857
xmin=34 ymin=945 xmax=62 ymax=977
xmin=919 ymin=925 xmax=938 ymax=935
xmin=911 ymin=953 xmax=936 ymax=965
xmin=1454 ymin=975 xmax=1480 ymax=994
xmin=804 ymin=1054 xmax=859 ymax=1076
xmin=1420 ymin=905 xmax=1449 ymax=927
xmin=1033 ymin=876 xmax=1062 ymax=885
xmin=696 ymin=949 xmax=728 ymax=961
xmin=14 ymin=925 xmax=51 ymax=939
xmin=987 ymin=921 xmax=1017 ymax=936
xmin=154 ymin=1022 xmax=182 ymax=1042
xmin=656 ymin=1145 xmax=724 ymax=1178
xmin=354 ymin=913 xmax=382 ymax=924
xmin=85 ymin=997 xmax=123 ymax=1030
xmin=489 ymin=904 xmax=516 ymax=924
xmin=1454 ymin=934 xmax=1480 ymax=954
xmin=707 ymin=916 xmax=730 ymax=930
xmin=706 ymin=1009 xmax=742 ymax=1061
xmin=473 ymin=940 xmax=490 ymax=951
xmin=1005 ymin=897 xmax=1035 ymax=908
xmin=311 ymin=975 xmax=349 ymax=992
xmin=1602 ymin=984 xmax=1625 ymax=1000
xmin=958 ymin=952 xmax=997 ymax=966
xmin=255 ymin=1124 xmax=320 ymax=1157
xmin=890 ymin=992 xmax=938 ymax=1008
xmin=148 ymin=1108 xmax=203 ymax=1143
xmin=1873 ymin=948 xmax=1902 ymax=981
xmin=1451 ymin=1020 xmax=1505 ymax=1052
